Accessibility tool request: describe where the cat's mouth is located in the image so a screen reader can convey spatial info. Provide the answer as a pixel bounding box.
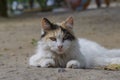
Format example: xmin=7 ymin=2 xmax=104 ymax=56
xmin=51 ymin=48 xmax=65 ymax=54
xmin=57 ymin=51 xmax=64 ymax=54
xmin=57 ymin=48 xmax=65 ymax=54
xmin=58 ymin=48 xmax=63 ymax=52
xmin=51 ymin=49 xmax=64 ymax=54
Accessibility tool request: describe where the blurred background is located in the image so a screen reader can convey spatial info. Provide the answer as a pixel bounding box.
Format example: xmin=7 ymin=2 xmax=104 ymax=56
xmin=0 ymin=0 xmax=120 ymax=17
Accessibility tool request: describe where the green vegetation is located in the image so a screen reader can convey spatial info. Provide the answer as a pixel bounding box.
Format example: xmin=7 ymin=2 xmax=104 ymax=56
xmin=0 ymin=0 xmax=8 ymax=17
xmin=31 ymin=38 xmax=37 ymax=46
xmin=0 ymin=0 xmax=64 ymax=17
xmin=104 ymin=64 xmax=120 ymax=71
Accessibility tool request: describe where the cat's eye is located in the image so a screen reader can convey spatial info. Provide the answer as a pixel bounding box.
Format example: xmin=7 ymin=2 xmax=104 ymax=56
xmin=63 ymin=37 xmax=67 ymax=41
xmin=49 ymin=37 xmax=56 ymax=41
xmin=62 ymin=36 xmax=67 ymax=42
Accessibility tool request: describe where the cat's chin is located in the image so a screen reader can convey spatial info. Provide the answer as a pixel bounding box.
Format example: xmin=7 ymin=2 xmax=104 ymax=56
xmin=51 ymin=49 xmax=65 ymax=54
xmin=57 ymin=51 xmax=64 ymax=54
xmin=55 ymin=50 xmax=65 ymax=55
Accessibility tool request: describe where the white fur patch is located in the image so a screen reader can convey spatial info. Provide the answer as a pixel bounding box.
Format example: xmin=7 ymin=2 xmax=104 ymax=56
xmin=29 ymin=38 xmax=120 ymax=68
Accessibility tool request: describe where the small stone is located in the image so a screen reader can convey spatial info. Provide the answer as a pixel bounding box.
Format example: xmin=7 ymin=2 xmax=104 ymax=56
xmin=58 ymin=68 xmax=66 ymax=73
xmin=18 ymin=46 xmax=23 ymax=49
xmin=37 ymin=66 xmax=41 ymax=68
xmin=4 ymin=48 xmax=9 ymax=51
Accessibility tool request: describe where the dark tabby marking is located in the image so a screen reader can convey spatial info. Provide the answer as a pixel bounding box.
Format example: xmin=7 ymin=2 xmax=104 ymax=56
xmin=41 ymin=23 xmax=75 ymax=41
xmin=60 ymin=27 xmax=75 ymax=41
xmin=41 ymin=32 xmax=47 ymax=38
xmin=40 ymin=23 xmax=59 ymax=38
xmin=44 ymin=18 xmax=59 ymax=30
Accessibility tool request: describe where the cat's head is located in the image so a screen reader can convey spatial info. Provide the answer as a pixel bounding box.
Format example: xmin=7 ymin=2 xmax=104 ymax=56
xmin=40 ymin=17 xmax=76 ymax=54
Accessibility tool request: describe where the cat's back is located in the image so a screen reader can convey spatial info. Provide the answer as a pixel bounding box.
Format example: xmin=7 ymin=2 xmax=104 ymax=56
xmin=78 ymin=38 xmax=107 ymax=55
xmin=78 ymin=38 xmax=102 ymax=48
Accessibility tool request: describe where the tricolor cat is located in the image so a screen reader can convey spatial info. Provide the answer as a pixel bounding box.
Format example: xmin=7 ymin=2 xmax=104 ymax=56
xmin=29 ymin=17 xmax=120 ymax=69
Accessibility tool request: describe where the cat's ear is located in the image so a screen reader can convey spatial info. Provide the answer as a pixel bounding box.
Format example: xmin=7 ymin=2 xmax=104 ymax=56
xmin=63 ymin=16 xmax=74 ymax=29
xmin=41 ymin=18 xmax=52 ymax=31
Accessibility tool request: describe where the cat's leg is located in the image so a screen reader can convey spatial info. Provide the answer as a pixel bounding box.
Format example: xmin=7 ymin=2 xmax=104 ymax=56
xmin=38 ymin=58 xmax=55 ymax=68
xmin=66 ymin=60 xmax=80 ymax=69
xmin=29 ymin=54 xmax=55 ymax=67
xmin=29 ymin=53 xmax=42 ymax=66
xmin=106 ymin=57 xmax=120 ymax=64
xmin=93 ymin=57 xmax=120 ymax=67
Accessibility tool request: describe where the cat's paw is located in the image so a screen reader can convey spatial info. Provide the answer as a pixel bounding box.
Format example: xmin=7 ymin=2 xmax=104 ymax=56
xmin=39 ymin=59 xmax=55 ymax=68
xmin=66 ymin=60 xmax=80 ymax=69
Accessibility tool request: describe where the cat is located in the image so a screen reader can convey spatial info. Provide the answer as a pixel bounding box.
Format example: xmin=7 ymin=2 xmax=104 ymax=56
xmin=29 ymin=16 xmax=120 ymax=69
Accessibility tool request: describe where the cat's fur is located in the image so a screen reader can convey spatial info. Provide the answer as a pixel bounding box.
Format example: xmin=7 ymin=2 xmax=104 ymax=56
xmin=29 ymin=17 xmax=120 ymax=69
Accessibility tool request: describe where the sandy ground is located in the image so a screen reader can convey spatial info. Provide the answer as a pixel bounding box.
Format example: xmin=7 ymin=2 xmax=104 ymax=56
xmin=0 ymin=7 xmax=120 ymax=80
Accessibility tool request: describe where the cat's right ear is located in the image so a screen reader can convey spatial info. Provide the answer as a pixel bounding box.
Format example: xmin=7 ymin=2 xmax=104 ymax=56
xmin=41 ymin=18 xmax=52 ymax=31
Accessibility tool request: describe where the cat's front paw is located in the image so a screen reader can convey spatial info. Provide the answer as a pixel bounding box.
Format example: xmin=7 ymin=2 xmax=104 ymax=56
xmin=39 ymin=59 xmax=55 ymax=68
xmin=66 ymin=60 xmax=80 ymax=69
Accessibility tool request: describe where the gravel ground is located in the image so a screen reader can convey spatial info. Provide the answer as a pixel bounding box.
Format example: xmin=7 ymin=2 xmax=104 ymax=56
xmin=0 ymin=7 xmax=120 ymax=80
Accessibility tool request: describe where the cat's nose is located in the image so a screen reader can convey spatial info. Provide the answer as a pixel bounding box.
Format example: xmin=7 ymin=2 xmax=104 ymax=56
xmin=58 ymin=45 xmax=63 ymax=49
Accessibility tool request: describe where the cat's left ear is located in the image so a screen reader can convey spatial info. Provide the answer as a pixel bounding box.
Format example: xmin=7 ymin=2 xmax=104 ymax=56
xmin=41 ymin=18 xmax=52 ymax=31
xmin=63 ymin=16 xmax=74 ymax=29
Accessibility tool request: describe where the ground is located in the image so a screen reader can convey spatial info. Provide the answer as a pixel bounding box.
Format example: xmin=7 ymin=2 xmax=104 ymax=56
xmin=0 ymin=7 xmax=120 ymax=80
